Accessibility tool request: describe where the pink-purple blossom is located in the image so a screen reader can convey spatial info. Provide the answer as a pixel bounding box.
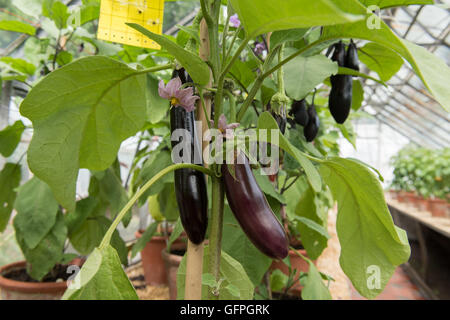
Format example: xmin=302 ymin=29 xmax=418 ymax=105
xmin=158 ymin=77 xmax=199 ymax=112
xmin=206 ymin=114 xmax=240 ymax=141
xmin=230 ymin=14 xmax=241 ymax=28
xmin=254 ymin=42 xmax=266 ymax=56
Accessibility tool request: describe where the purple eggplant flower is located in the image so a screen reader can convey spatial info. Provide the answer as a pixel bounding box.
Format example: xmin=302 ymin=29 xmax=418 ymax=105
xmin=254 ymin=42 xmax=266 ymax=56
xmin=158 ymin=77 xmax=199 ymax=112
xmin=205 ymin=114 xmax=240 ymax=141
xmin=230 ymin=14 xmax=241 ymax=28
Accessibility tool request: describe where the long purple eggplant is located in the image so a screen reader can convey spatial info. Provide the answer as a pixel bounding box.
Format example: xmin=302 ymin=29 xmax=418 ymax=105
xmin=222 ymin=152 xmax=289 ymax=260
xmin=170 ymin=68 xmax=208 ymax=245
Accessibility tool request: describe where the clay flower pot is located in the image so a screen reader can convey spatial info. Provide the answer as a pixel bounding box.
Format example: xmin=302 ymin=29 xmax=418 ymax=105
xmin=161 ymin=241 xmax=186 ymax=300
xmin=415 ymin=196 xmax=430 ymax=212
xmin=428 ymin=198 xmax=449 ymax=218
xmin=135 ymin=230 xmax=186 ymax=287
xmin=269 ymin=247 xmax=314 ymax=296
xmin=0 ymin=259 xmax=84 ymax=300
xmin=135 ymin=231 xmax=169 ymax=286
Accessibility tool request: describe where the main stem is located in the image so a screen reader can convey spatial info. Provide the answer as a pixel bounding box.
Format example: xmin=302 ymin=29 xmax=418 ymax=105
xmin=208 ymin=174 xmax=224 ymax=299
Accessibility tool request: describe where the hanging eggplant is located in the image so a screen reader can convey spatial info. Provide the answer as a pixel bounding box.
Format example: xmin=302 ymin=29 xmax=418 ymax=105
xmin=329 ymin=41 xmax=353 ymax=124
xmin=170 ymin=68 xmax=208 ymax=245
xmin=222 ymin=152 xmax=289 ymax=260
xmin=346 ymin=39 xmax=360 ymax=73
xmin=289 ymin=99 xmax=309 ymax=127
xmin=303 ymin=104 xmax=320 ymax=142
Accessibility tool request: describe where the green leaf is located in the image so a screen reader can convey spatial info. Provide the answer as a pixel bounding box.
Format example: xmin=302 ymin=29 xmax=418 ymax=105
xmin=69 ymin=216 xmax=128 ymax=265
xmin=167 ymin=218 xmax=183 ymax=252
xmin=319 ymin=158 xmax=410 ymax=299
xmin=270 ymin=28 xmax=309 ymax=49
xmin=12 ymin=0 xmax=43 ymax=19
xmin=131 ymin=222 xmax=158 ymax=258
xmin=127 ymin=23 xmax=210 ymax=86
xmin=43 ymin=0 xmax=70 ymax=29
xmin=222 ymin=206 xmax=272 ymax=286
xmin=16 ymin=211 xmax=67 ymax=281
xmin=0 ymin=163 xmax=21 ymax=232
xmin=270 ymin=269 xmax=289 ymax=292
xmin=351 ymin=79 xmax=364 ymax=111
xmin=20 ymin=56 xmax=147 ymax=212
xmin=254 ymin=171 xmax=285 ymax=204
xmin=229 ymin=0 xmax=363 ymax=37
xmin=65 ymin=196 xmax=99 ymax=235
xmin=284 ymin=54 xmax=338 ymax=100
xmin=358 ymin=42 xmax=404 ymax=82
xmin=0 ymin=58 xmax=36 ymax=76
xmin=13 ymin=177 xmax=59 ymax=249
xmin=55 ymin=51 xmax=73 ymax=66
xmin=293 ymin=185 xmax=329 ymax=260
xmin=177 ymin=245 xmax=254 ymax=300
xmin=0 ymin=20 xmax=36 ymax=35
xmin=92 ymin=167 xmax=130 ymax=224
xmin=62 ymin=244 xmax=139 ymax=300
xmin=229 ymin=59 xmax=256 ymax=88
xmin=0 ymin=120 xmax=25 ymax=157
xmin=337 ymin=66 xmax=386 ymax=86
xmin=301 ymin=260 xmax=332 ymax=300
xmin=359 ymin=0 xmax=433 ymax=9
xmin=257 ymin=112 xmax=322 ymax=192
xmin=147 ymin=74 xmax=169 ymax=124
xmin=323 ymin=0 xmax=450 ymax=112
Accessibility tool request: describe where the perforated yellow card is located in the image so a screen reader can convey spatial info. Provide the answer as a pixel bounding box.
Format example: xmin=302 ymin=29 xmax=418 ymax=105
xmin=97 ymin=0 xmax=164 ymax=49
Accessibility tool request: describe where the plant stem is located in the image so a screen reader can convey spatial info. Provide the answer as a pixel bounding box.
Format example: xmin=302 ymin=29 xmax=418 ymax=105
xmin=224 ymin=90 xmax=236 ymax=123
xmin=208 ymin=174 xmax=224 ymax=299
xmin=137 ymin=63 xmax=174 ymax=75
xmin=99 ymin=164 xmax=213 ymax=249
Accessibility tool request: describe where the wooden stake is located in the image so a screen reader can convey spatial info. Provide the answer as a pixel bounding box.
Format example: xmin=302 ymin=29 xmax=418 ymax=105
xmin=184 ymin=18 xmax=212 ymax=301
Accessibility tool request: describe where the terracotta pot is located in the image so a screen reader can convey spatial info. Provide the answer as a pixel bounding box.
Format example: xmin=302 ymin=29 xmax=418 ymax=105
xmin=415 ymin=196 xmax=430 ymax=212
xmin=161 ymin=242 xmax=186 ymax=300
xmin=0 ymin=259 xmax=84 ymax=300
xmin=388 ymin=190 xmax=399 ymax=200
xmin=428 ymin=198 xmax=449 ymax=218
xmin=269 ymin=248 xmax=314 ymax=295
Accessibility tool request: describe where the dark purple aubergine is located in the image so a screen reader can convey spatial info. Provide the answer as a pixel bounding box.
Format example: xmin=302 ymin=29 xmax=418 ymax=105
xmin=170 ymin=68 xmax=208 ymax=245
xmin=329 ymin=41 xmax=352 ymax=124
xmin=289 ymin=99 xmax=309 ymax=127
xmin=303 ymin=105 xmax=320 ymax=142
xmin=222 ymin=152 xmax=289 ymax=260
xmin=345 ymin=40 xmax=359 ymax=73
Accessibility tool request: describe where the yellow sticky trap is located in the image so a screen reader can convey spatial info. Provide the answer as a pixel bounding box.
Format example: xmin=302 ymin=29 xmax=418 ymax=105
xmin=97 ymin=0 xmax=164 ymax=49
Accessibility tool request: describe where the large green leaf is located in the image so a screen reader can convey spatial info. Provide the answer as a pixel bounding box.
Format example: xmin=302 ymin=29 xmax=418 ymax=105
xmin=257 ymin=112 xmax=322 ymax=192
xmin=65 ymin=196 xmax=99 ymax=235
xmin=270 ymin=28 xmax=309 ymax=50
xmin=69 ymin=216 xmax=128 ymax=265
xmin=229 ymin=0 xmax=363 ymax=37
xmin=0 ymin=120 xmax=25 ymax=157
xmin=284 ymin=54 xmax=338 ymax=101
xmin=358 ymin=42 xmax=404 ymax=82
xmin=293 ymin=185 xmax=330 ymax=260
xmin=147 ymin=74 xmax=169 ymax=124
xmin=16 ymin=211 xmax=67 ymax=281
xmin=222 ymin=206 xmax=272 ymax=286
xmin=177 ymin=245 xmax=254 ymax=300
xmin=323 ymin=0 xmax=450 ymax=111
xmin=301 ymin=260 xmax=332 ymax=300
xmin=127 ymin=23 xmax=210 ymax=86
xmin=319 ymin=158 xmax=410 ymax=299
xmin=0 ymin=163 xmax=21 ymax=232
xmin=20 ymin=56 xmax=147 ymax=212
xmin=0 ymin=20 xmax=36 ymax=35
xmin=13 ymin=177 xmax=59 ymax=249
xmin=0 ymin=58 xmax=36 ymax=76
xmin=359 ymin=0 xmax=433 ymax=9
xmin=62 ymin=244 xmax=139 ymax=300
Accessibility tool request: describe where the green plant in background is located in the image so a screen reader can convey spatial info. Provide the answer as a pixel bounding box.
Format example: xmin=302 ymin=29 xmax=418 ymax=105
xmin=391 ymin=146 xmax=450 ymax=200
xmin=1 ymin=0 xmax=449 ymax=301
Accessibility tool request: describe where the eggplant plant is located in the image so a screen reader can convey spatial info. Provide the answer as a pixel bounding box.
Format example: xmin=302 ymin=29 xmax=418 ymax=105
xmin=1 ymin=0 xmax=449 ymax=300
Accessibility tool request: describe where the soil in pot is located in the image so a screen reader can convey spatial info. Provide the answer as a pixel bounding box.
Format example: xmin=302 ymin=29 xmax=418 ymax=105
xmin=161 ymin=242 xmax=186 ymax=300
xmin=0 ymin=259 xmax=84 ymax=300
